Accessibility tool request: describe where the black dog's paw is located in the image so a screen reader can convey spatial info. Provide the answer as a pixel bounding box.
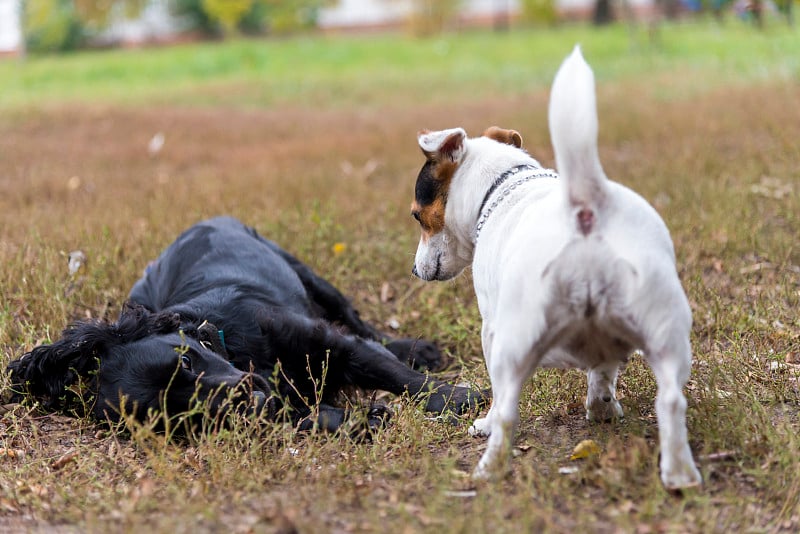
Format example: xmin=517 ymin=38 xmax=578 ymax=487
xmin=386 ymin=338 xmax=443 ymax=371
xmin=345 ymin=404 xmax=392 ymax=442
xmin=365 ymin=404 xmax=392 ymax=432
xmin=425 ymin=385 xmax=491 ymax=420
xmin=296 ymin=404 xmax=392 ymax=441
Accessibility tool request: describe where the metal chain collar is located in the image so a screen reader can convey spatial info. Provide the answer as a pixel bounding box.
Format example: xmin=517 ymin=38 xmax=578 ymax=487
xmin=474 ymin=165 xmax=558 ymax=242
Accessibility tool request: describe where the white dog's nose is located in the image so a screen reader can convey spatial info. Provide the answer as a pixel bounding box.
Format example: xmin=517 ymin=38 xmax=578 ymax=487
xmin=411 ymin=264 xmax=419 ymax=277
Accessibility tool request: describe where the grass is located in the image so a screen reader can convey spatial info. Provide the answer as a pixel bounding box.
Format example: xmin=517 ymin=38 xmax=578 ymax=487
xmin=0 ymin=21 xmax=798 ymax=110
xmin=1 ymin=19 xmax=799 ymax=533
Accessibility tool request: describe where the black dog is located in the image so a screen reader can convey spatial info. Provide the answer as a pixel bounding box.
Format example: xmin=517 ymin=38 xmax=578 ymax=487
xmin=8 ymin=217 xmax=484 ymax=433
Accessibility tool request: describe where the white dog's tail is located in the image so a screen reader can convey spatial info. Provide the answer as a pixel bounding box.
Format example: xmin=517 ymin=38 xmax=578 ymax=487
xmin=548 ymin=46 xmax=608 ymax=236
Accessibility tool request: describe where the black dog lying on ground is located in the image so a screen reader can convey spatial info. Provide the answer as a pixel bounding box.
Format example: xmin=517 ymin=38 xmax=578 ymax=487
xmin=8 ymin=217 xmax=484 ymax=433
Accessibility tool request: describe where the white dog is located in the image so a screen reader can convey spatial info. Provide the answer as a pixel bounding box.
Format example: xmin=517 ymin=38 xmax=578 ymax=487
xmin=409 ymin=47 xmax=702 ymax=489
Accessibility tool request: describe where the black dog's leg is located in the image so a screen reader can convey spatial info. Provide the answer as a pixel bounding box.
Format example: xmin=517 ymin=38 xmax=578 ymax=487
xmin=259 ymin=240 xmax=383 ymax=338
xmin=383 ymin=338 xmax=442 ymax=371
xmin=258 ymin=239 xmax=442 ymax=370
xmin=296 ymin=403 xmax=390 ymax=439
xmin=257 ymin=310 xmax=485 ymax=417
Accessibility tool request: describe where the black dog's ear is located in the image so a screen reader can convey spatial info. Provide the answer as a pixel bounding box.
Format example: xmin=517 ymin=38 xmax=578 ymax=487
xmin=6 ymin=319 xmax=119 ymax=410
xmin=7 ymin=305 xmax=164 ymax=410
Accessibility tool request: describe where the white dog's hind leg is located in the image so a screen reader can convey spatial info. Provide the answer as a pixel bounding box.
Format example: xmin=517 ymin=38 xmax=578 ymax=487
xmin=646 ymin=334 xmax=702 ymax=489
xmin=585 ymin=361 xmax=624 ymax=422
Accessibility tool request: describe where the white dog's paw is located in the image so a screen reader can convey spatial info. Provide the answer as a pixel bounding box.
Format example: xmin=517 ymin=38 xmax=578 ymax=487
xmin=585 ymin=396 xmax=624 ymax=422
xmin=468 ymin=416 xmax=492 ymax=437
xmin=661 ymin=449 xmax=702 ymax=489
xmin=471 ymin=461 xmax=492 ymax=481
xmin=661 ymin=461 xmax=702 ymax=490
xmin=471 ymin=452 xmax=509 ymax=481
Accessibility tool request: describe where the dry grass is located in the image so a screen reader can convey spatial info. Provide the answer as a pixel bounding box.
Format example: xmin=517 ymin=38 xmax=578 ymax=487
xmin=1 ymin=27 xmax=799 ymax=533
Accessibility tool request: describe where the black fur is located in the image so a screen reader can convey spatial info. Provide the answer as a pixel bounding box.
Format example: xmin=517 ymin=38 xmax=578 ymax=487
xmin=414 ymin=161 xmax=439 ymax=207
xmin=7 ymin=217 xmax=485 ymax=432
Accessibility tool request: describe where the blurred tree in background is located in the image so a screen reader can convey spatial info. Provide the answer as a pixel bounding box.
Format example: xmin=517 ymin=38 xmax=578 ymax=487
xmin=405 ymin=0 xmax=462 ymax=35
xmin=172 ymin=0 xmax=335 ymax=36
xmin=200 ymin=0 xmax=254 ymax=34
xmin=21 ymin=0 xmax=334 ymax=53
xmin=23 ymin=0 xmax=85 ymax=52
xmin=260 ymin=0 xmax=334 ymax=34
xmin=73 ymin=0 xmax=149 ymax=28
xmin=593 ymin=0 xmax=613 ymax=24
xmin=24 ymin=0 xmax=147 ymax=52
xmin=19 ymin=0 xmax=798 ymax=55
xmin=519 ymin=0 xmax=557 ymax=25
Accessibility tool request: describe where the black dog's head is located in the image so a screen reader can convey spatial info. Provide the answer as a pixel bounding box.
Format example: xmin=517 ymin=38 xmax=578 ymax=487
xmin=7 ymin=305 xmax=272 ymax=425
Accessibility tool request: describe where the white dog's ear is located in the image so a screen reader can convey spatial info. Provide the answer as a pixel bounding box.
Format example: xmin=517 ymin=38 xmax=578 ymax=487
xmin=482 ymin=126 xmax=523 ymax=148
xmin=417 ymin=128 xmax=466 ymax=163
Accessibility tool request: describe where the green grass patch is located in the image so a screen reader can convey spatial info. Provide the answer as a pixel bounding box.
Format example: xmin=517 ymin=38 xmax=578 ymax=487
xmin=0 ymin=20 xmax=798 ymax=110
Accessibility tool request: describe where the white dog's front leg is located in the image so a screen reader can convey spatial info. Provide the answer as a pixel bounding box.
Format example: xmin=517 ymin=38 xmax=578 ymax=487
xmin=472 ymin=389 xmax=519 ymax=480
xmin=648 ymin=338 xmax=702 ymax=489
xmin=585 ymin=361 xmax=624 ymax=422
xmin=470 ymin=322 xmax=496 ymax=437
xmin=472 ymin=340 xmax=532 ymax=481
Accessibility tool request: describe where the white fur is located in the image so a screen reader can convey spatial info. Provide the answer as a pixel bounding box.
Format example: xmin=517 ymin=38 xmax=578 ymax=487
xmin=412 ymin=46 xmax=702 ymax=489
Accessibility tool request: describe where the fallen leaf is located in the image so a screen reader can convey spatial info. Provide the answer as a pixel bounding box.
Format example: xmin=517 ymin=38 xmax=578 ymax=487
xmin=740 ymin=262 xmax=773 ymax=275
xmin=19 ymin=483 xmax=48 ymax=497
xmin=51 ymin=449 xmax=79 ymax=470
xmin=183 ymin=447 xmax=203 ymax=471
xmin=0 ymin=403 xmax=22 ymax=415
xmin=560 ymin=401 xmax=584 ymax=417
xmin=0 ymin=448 xmax=24 ymax=460
xmin=380 ymin=282 xmax=395 ymax=303
xmin=0 ymin=497 xmax=19 ymax=513
xmin=701 ymin=450 xmax=738 ymax=462
xmin=443 ymin=490 xmax=477 ymax=498
xmin=148 ymin=132 xmax=165 ymax=156
xmin=570 ymin=439 xmax=601 ymax=460
xmin=769 ymin=361 xmax=786 ymax=372
xmin=750 ymin=176 xmax=793 ymax=199
xmin=67 ymin=250 xmax=86 ymax=276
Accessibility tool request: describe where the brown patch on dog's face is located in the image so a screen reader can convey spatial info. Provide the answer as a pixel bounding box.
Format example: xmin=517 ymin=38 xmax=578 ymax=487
xmin=482 ymin=126 xmax=523 ymax=148
xmin=411 ymin=158 xmax=457 ymax=241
